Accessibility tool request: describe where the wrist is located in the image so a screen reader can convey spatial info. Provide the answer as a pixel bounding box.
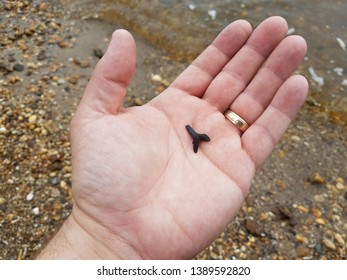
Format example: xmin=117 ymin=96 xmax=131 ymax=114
xmin=36 ymin=205 xmax=142 ymax=260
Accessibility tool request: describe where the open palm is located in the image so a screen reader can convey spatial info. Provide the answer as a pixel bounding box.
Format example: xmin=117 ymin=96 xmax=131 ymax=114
xmin=69 ymin=17 xmax=308 ymax=259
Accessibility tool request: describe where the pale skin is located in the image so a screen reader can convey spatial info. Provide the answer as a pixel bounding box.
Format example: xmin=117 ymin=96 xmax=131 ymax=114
xmin=37 ymin=16 xmax=308 ymax=259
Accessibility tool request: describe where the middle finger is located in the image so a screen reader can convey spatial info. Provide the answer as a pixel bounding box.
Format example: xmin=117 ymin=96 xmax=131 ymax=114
xmin=202 ymin=16 xmax=288 ymax=111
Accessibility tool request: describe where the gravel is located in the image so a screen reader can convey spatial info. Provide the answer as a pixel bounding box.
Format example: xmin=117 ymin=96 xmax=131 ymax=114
xmin=1 ymin=1 xmax=346 ymax=260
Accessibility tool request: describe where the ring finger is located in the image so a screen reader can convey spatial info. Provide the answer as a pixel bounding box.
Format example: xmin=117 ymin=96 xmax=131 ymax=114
xmin=229 ymin=35 xmax=307 ymax=127
xmin=202 ymin=16 xmax=288 ymax=111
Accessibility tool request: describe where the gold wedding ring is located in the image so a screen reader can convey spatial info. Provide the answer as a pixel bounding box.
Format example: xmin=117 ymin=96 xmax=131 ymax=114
xmin=224 ymin=110 xmax=249 ymax=133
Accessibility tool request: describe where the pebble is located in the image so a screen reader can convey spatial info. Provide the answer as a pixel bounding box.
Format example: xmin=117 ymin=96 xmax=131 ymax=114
xmin=0 ymin=197 xmax=6 ymax=206
xmin=37 ymin=50 xmax=47 ymax=61
xmin=31 ymin=207 xmax=40 ymax=216
xmin=51 ymin=188 xmax=61 ymax=198
xmin=13 ymin=63 xmax=25 ymax=72
xmin=296 ymin=246 xmax=311 ymax=258
xmin=295 ymin=234 xmax=308 ymax=244
xmin=207 ymin=10 xmax=217 ymax=20
xmin=57 ymin=78 xmax=66 ymax=85
xmin=151 ymin=74 xmax=162 ymax=82
xmin=28 ymin=114 xmax=38 ymax=124
xmin=245 ymin=219 xmax=263 ymax=236
xmin=314 ymin=194 xmax=325 ymax=203
xmin=188 ymin=4 xmax=196 ymax=10
xmin=334 ymin=233 xmax=345 ymax=247
xmin=311 ymin=207 xmax=322 ymax=218
xmin=39 ymin=2 xmax=48 ymax=12
xmin=309 ymin=172 xmax=324 ymax=184
xmin=74 ymin=58 xmax=90 ymax=68
xmin=322 ymin=239 xmax=336 ymax=250
xmin=336 ymin=182 xmax=344 ymax=190
xmin=297 ymin=205 xmax=308 ymax=213
xmin=26 ymin=191 xmax=34 ymax=201
xmin=50 ymin=176 xmax=60 ymax=185
xmin=93 ymin=48 xmax=104 ymax=58
xmin=0 ymin=126 xmax=7 ymax=134
xmin=291 ymin=135 xmax=301 ymax=142
xmin=134 ymin=97 xmax=144 ymax=106
xmin=316 ymin=218 xmax=326 ymax=225
xmin=58 ymin=40 xmax=69 ymax=48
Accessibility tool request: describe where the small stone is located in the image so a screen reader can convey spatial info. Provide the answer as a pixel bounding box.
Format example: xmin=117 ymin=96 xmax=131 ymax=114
xmin=316 ymin=218 xmax=326 ymax=225
xmin=207 ymin=9 xmax=217 ymax=20
xmin=67 ymin=75 xmax=79 ymax=85
xmin=57 ymin=78 xmax=66 ymax=85
xmin=188 ymin=4 xmax=196 ymax=10
xmin=0 ymin=197 xmax=6 ymax=206
xmin=53 ymin=202 xmax=62 ymax=211
xmin=28 ymin=115 xmax=37 ymax=124
xmin=51 ymin=76 xmax=59 ymax=82
xmin=47 ymin=149 xmax=60 ymax=162
xmin=314 ymin=194 xmax=325 ymax=203
xmin=37 ymin=50 xmax=47 ymax=61
xmin=78 ymin=59 xmax=90 ymax=68
xmin=32 ymin=207 xmax=40 ymax=215
xmin=315 ymin=243 xmax=323 ymax=255
xmin=58 ymin=41 xmax=69 ymax=48
xmin=245 ymin=219 xmax=263 ymax=236
xmin=134 ymin=97 xmax=144 ymax=106
xmin=291 ymin=135 xmax=301 ymax=142
xmin=0 ymin=63 xmax=12 ymax=73
xmin=278 ymin=150 xmax=286 ymax=158
xmin=335 ymin=233 xmax=345 ymax=247
xmin=39 ymin=3 xmax=47 ymax=12
xmin=276 ymin=178 xmax=287 ymax=189
xmin=295 ymin=234 xmax=308 ymax=244
xmin=322 ymin=239 xmax=336 ymax=250
xmin=297 ymin=205 xmax=309 ymax=213
xmin=151 ymin=74 xmax=162 ymax=82
xmin=52 ymin=215 xmax=61 ymax=221
xmin=332 ymin=215 xmax=341 ymax=222
xmin=336 ymin=182 xmax=344 ymax=190
xmin=60 ymin=180 xmax=67 ymax=188
xmin=50 ymin=176 xmax=60 ymax=185
xmin=0 ymin=126 xmax=7 ymax=134
xmin=296 ymin=245 xmax=311 ymax=257
xmin=311 ymin=207 xmax=322 ymax=218
xmin=73 ymin=58 xmax=89 ymax=68
xmin=26 ymin=191 xmax=34 ymax=201
xmin=93 ymin=48 xmax=104 ymax=59
xmin=8 ymin=76 xmax=21 ymax=84
xmin=309 ymin=173 xmax=324 ymax=184
xmin=276 ymin=204 xmax=293 ymax=220
xmin=13 ymin=63 xmax=25 ymax=72
xmin=51 ymin=188 xmax=60 ymax=198
xmin=48 ymin=161 xmax=63 ymax=171
xmin=336 ymin=177 xmax=344 ymax=184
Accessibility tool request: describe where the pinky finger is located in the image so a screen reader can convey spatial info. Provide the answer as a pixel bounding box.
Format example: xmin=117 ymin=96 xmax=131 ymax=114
xmin=241 ymin=75 xmax=309 ymax=168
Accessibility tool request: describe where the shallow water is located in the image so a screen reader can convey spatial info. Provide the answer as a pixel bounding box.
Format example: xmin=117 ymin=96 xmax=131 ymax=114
xmin=64 ymin=0 xmax=347 ymax=121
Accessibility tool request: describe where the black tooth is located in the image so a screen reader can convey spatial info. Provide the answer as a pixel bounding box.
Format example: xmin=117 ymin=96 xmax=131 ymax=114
xmin=193 ymin=139 xmax=199 ymax=153
xmin=185 ymin=125 xmax=210 ymax=153
xmin=199 ymin=133 xmax=210 ymax=142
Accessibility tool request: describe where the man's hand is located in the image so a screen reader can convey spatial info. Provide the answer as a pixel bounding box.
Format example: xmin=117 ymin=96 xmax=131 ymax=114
xmin=37 ymin=16 xmax=308 ymax=260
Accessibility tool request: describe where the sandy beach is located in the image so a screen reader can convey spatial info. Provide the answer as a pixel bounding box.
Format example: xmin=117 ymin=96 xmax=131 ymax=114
xmin=0 ymin=1 xmax=346 ymax=260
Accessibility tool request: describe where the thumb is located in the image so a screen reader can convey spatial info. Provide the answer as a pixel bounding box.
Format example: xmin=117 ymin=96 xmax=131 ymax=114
xmin=79 ymin=29 xmax=136 ymax=115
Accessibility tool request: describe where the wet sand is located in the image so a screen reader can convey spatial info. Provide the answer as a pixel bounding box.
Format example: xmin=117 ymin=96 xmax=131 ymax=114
xmin=0 ymin=1 xmax=346 ymax=259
